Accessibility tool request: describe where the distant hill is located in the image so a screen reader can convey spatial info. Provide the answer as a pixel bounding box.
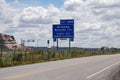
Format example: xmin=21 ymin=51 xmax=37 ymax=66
xmin=28 ymin=46 xmax=100 ymax=50
xmin=28 ymin=46 xmax=48 ymax=50
xmin=28 ymin=46 xmax=120 ymax=51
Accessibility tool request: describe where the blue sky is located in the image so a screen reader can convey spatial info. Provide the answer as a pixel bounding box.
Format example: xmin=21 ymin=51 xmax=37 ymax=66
xmin=6 ymin=0 xmax=64 ymax=8
xmin=1 ymin=0 xmax=120 ymax=48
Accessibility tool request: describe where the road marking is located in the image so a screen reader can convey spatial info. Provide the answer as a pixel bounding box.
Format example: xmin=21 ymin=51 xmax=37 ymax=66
xmin=5 ymin=60 xmax=91 ymax=80
xmin=87 ymin=61 xmax=120 ymax=79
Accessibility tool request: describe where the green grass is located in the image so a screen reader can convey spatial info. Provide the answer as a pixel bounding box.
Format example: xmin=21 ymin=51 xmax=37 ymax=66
xmin=0 ymin=48 xmax=120 ymax=67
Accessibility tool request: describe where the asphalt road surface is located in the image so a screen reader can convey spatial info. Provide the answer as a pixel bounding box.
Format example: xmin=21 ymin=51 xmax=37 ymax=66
xmin=0 ymin=54 xmax=120 ymax=80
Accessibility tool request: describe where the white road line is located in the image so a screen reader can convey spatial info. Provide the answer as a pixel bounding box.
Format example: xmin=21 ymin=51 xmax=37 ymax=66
xmin=87 ymin=61 xmax=120 ymax=79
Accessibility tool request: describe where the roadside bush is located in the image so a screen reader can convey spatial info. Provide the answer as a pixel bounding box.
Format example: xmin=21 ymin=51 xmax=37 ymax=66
xmin=0 ymin=48 xmax=120 ymax=67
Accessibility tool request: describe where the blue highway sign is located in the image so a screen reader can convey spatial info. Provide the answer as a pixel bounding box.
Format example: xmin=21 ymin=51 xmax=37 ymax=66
xmin=53 ymin=24 xmax=74 ymax=39
xmin=60 ymin=19 xmax=74 ymax=25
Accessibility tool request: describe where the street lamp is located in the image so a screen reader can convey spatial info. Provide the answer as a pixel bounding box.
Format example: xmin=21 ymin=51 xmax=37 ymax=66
xmin=37 ymin=39 xmax=41 ymax=50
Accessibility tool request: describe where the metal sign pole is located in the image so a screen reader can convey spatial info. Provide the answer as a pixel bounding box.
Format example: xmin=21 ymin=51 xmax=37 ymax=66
xmin=57 ymin=38 xmax=59 ymax=50
xmin=69 ymin=38 xmax=71 ymax=57
xmin=69 ymin=38 xmax=71 ymax=51
xmin=53 ymin=40 xmax=55 ymax=57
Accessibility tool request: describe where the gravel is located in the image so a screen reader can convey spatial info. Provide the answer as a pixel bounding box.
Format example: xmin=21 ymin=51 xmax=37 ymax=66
xmin=111 ymin=68 xmax=120 ymax=80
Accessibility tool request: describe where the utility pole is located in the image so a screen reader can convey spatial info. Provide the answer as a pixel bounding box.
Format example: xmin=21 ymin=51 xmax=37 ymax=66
xmin=37 ymin=39 xmax=40 ymax=50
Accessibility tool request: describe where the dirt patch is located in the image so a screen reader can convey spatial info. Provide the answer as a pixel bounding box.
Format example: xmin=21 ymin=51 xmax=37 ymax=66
xmin=112 ymin=68 xmax=120 ymax=80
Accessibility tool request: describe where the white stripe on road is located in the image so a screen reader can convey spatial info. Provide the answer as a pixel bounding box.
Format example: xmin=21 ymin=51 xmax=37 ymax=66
xmin=87 ymin=61 xmax=120 ymax=79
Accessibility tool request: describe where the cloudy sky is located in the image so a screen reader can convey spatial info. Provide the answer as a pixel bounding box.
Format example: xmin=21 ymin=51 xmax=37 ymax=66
xmin=0 ymin=0 xmax=120 ymax=48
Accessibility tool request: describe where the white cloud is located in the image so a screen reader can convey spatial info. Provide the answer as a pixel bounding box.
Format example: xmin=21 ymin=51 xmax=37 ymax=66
xmin=95 ymin=0 xmax=120 ymax=5
xmin=0 ymin=0 xmax=7 ymax=15
xmin=64 ymin=0 xmax=84 ymax=11
xmin=21 ymin=4 xmax=60 ymax=24
xmin=0 ymin=0 xmax=120 ymax=48
xmin=21 ymin=7 xmax=47 ymax=22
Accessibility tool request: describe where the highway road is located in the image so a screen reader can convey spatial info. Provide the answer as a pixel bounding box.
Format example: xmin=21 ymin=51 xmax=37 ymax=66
xmin=0 ymin=54 xmax=120 ymax=80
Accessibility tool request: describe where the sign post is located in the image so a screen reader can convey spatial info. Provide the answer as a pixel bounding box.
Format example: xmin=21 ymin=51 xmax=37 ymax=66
xmin=52 ymin=19 xmax=74 ymax=53
xmin=57 ymin=39 xmax=59 ymax=50
xmin=69 ymin=38 xmax=71 ymax=51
